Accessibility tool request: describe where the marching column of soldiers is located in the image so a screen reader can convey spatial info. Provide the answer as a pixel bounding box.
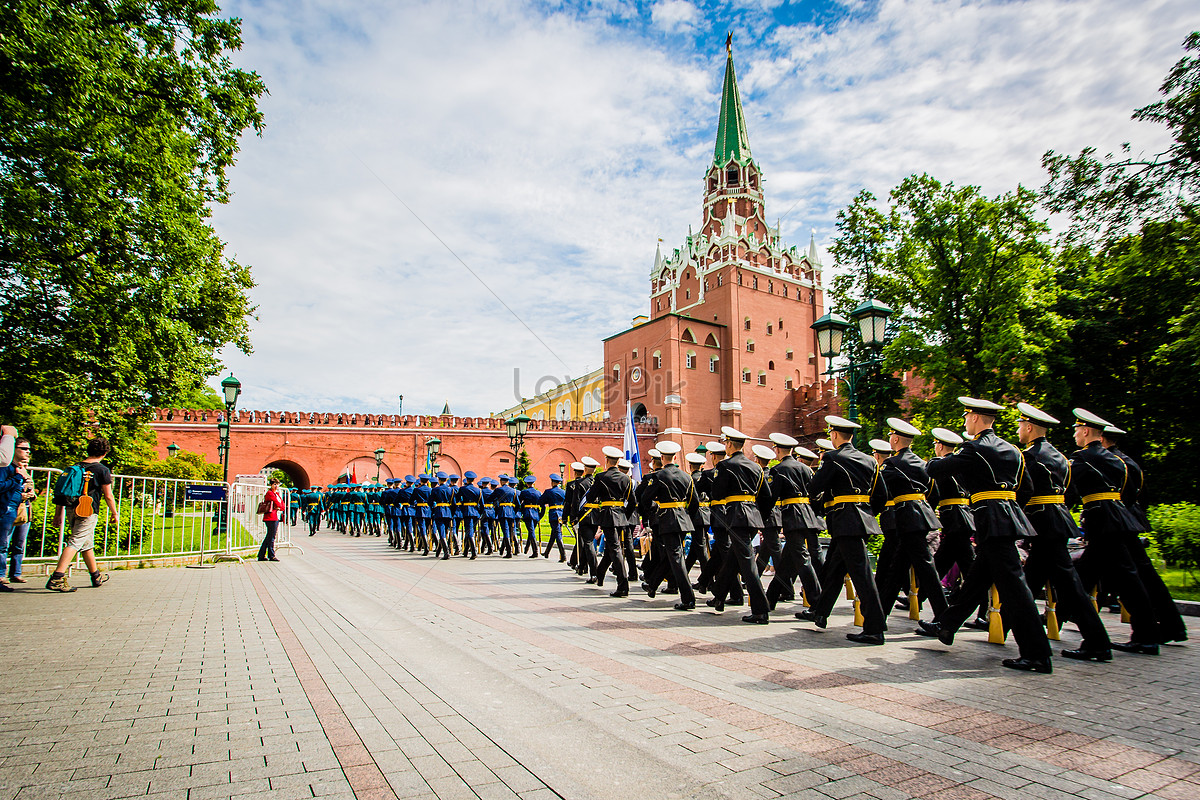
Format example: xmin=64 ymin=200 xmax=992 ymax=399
xmin=287 ymin=396 xmax=1187 ymax=675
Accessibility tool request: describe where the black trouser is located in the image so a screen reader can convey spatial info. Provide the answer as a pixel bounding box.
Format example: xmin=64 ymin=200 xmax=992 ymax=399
xmin=755 ymin=527 xmax=783 ymax=576
xmin=874 ymin=531 xmax=899 ymax=586
xmin=1075 ymin=534 xmax=1161 ymax=644
xmin=810 ymin=535 xmax=886 ymax=635
xmin=711 ymin=527 xmax=769 ymax=615
xmin=623 ymin=528 xmax=639 ymax=581
xmin=1022 ymin=534 xmax=1110 ymax=650
xmin=685 ymin=527 xmax=709 ymax=575
xmin=645 ymin=531 xmax=695 ymax=606
xmin=937 ymin=537 xmax=1052 ymax=661
xmin=877 ymin=531 xmax=949 ymax=619
xmin=766 ymin=528 xmax=822 ymax=608
xmin=696 ymin=523 xmax=741 ymax=601
xmin=1129 ymin=533 xmax=1186 ymax=639
xmin=804 ymin=530 xmax=825 ymax=574
xmin=596 ymin=527 xmax=628 ymax=592
xmin=258 ymin=521 xmax=278 ymax=561
xmin=577 ymin=524 xmax=598 ymax=575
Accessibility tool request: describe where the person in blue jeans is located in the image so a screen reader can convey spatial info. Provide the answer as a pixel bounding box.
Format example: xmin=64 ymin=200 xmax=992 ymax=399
xmin=0 ymin=438 xmax=35 ymax=591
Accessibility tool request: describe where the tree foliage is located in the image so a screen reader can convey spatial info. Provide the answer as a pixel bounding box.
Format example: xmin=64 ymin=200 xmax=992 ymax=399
xmin=0 ymin=0 xmax=265 ymax=460
xmin=829 ymin=175 xmax=1065 ymax=423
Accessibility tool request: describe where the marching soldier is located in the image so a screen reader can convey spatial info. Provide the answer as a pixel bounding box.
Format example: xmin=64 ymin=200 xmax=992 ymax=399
xmin=874 ymin=418 xmax=948 ymax=624
xmin=576 ymin=457 xmax=602 ymax=579
xmin=640 ymin=441 xmax=698 ymax=610
xmin=763 ymin=433 xmax=823 ymax=612
xmin=1015 ymin=403 xmax=1113 ymax=662
xmin=564 ymin=462 xmax=586 ymax=569
xmin=540 ymin=474 xmax=567 ymax=561
xmin=492 ymin=475 xmax=519 ymax=558
xmin=586 ymin=446 xmax=635 ymax=597
xmin=431 ymin=472 xmax=454 ymax=559
xmin=706 ymin=427 xmax=772 ymax=624
xmin=456 ymin=471 xmax=484 ymax=560
xmin=796 ymin=416 xmax=889 ymax=644
xmin=520 ymin=475 xmax=542 ymax=558
xmin=918 ymin=398 xmax=1052 ymax=673
xmin=695 ymin=441 xmax=741 ymax=604
xmin=684 ymin=450 xmax=711 ymax=578
xmin=1069 ymin=409 xmax=1160 ymax=654
xmin=479 ymin=477 xmax=496 ymax=555
xmin=750 ymin=444 xmax=784 ymax=580
xmin=412 ymin=474 xmax=433 ymax=555
xmin=397 ymin=476 xmax=416 ymax=550
xmin=1101 ymin=425 xmax=1188 ymax=643
xmin=928 ymin=430 xmax=984 ymax=625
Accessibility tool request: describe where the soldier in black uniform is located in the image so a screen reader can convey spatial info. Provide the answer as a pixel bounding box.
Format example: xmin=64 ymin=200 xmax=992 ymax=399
xmin=1101 ymin=426 xmax=1188 ymax=643
xmin=1014 ymin=403 xmax=1112 ymax=661
xmin=796 ymin=416 xmax=889 ymax=644
xmin=586 ymin=446 xmax=634 ymax=597
xmin=764 ymin=433 xmax=823 ymax=611
xmin=707 ymin=427 xmax=772 ymax=624
xmin=641 ymin=441 xmax=698 ymax=610
xmin=928 ymin=429 xmax=984 ymax=625
xmin=695 ymin=442 xmax=742 ymax=605
xmin=1069 ymin=409 xmax=1161 ymax=654
xmin=795 ymin=445 xmax=827 ymax=575
xmin=868 ymin=439 xmax=899 ymax=594
xmin=636 ymin=449 xmax=664 ymax=591
xmin=684 ymin=450 xmax=711 ymax=578
xmin=750 ymin=443 xmax=784 ymax=579
xmin=565 ymin=462 xmax=586 ymax=570
xmin=875 ymin=418 xmax=948 ymax=623
xmin=918 ymin=397 xmax=1053 ymax=673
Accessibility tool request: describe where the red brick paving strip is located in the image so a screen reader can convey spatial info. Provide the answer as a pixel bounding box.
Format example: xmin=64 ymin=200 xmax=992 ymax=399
xmin=317 ymin=546 xmax=1004 ymax=800
xmin=333 ymin=545 xmax=1200 ymax=800
xmin=246 ymin=567 xmax=401 ymax=800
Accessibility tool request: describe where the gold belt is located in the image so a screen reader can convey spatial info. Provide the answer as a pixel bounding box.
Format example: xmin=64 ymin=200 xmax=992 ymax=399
xmin=416 ymin=503 xmax=429 ymax=507
xmin=498 ymin=502 xmax=515 ymax=507
xmin=1026 ymin=494 xmax=1066 ymax=506
xmin=829 ymin=494 xmax=870 ymax=505
xmin=884 ymin=500 xmax=895 ymax=507
xmin=1082 ymin=491 xmax=1121 ymax=504
xmin=971 ymin=490 xmax=1017 ymax=503
xmin=600 ymin=500 xmax=624 ymax=507
xmin=724 ymin=494 xmax=756 ymax=503
xmin=436 ymin=503 xmax=451 ymax=507
xmin=892 ymin=493 xmax=925 ymax=503
xmin=937 ymin=499 xmax=969 ymax=508
xmin=698 ymin=501 xmax=711 ymax=507
xmin=546 ymin=505 xmax=563 ymax=510
xmin=584 ymin=503 xmax=599 ymax=509
xmin=658 ymin=502 xmax=686 ymax=509
xmin=779 ymin=497 xmax=810 ymax=505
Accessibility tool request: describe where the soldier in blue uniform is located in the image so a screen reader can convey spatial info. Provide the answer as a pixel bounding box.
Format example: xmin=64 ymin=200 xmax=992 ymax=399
xmin=447 ymin=474 xmax=462 ymax=555
xmin=395 ymin=477 xmax=412 ymax=550
xmin=302 ymin=487 xmax=322 ymax=536
xmin=492 ymin=475 xmax=519 ymax=558
xmin=540 ymin=474 xmax=567 ymax=561
xmin=430 ymin=472 xmax=454 ymax=560
xmin=288 ymin=490 xmax=300 ymax=526
xmin=411 ymin=474 xmax=433 ymax=555
xmin=479 ymin=478 xmax=496 ymax=555
xmin=455 ymin=471 xmax=484 ymax=559
xmin=349 ymin=484 xmax=367 ymax=537
xmin=519 ymin=475 xmax=542 ymax=558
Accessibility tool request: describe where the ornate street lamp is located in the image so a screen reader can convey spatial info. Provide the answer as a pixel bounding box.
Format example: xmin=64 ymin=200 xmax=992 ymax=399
xmin=374 ymin=447 xmax=386 ymax=482
xmin=505 ymin=412 xmax=530 ymax=452
xmin=810 ymin=299 xmax=893 ymax=432
xmin=167 ymin=442 xmax=180 ymax=459
xmin=220 ymin=373 xmax=242 ymax=409
xmin=426 ymin=437 xmax=441 ymax=475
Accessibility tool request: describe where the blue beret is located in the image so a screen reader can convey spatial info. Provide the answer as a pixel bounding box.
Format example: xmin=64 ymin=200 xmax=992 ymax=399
xmin=464 ymin=471 xmax=477 ymax=479
xmin=404 ymin=475 xmax=414 ymax=482
xmin=498 ymin=473 xmax=508 ymax=480
xmin=524 ymin=475 xmax=536 ymax=484
xmin=435 ymin=471 xmax=447 ymax=480
xmin=550 ymin=473 xmax=562 ymax=482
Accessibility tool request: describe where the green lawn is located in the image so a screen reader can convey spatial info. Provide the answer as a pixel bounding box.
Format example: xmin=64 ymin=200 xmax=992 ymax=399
xmin=1159 ymin=567 xmax=1200 ymax=602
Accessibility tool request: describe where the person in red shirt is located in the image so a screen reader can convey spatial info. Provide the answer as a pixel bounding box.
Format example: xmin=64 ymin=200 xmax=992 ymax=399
xmin=258 ymin=478 xmax=284 ymax=562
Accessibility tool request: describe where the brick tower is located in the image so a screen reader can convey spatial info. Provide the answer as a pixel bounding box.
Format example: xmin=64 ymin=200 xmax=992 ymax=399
xmin=602 ymin=38 xmax=826 ymax=446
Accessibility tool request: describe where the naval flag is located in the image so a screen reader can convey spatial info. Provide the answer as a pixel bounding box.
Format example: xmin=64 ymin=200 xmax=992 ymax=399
xmin=623 ymin=401 xmax=642 ymax=483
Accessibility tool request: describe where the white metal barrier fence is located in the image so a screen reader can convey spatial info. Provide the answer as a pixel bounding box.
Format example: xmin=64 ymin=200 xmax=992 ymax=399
xmin=16 ymin=468 xmax=300 ymax=568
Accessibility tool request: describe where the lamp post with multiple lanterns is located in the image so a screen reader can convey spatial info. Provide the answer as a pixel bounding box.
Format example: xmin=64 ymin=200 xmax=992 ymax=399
xmin=374 ymin=447 xmax=386 ymax=483
xmin=425 ymin=437 xmax=441 ymax=476
xmin=217 ymin=373 xmax=242 ymax=486
xmin=810 ymin=298 xmax=894 ymax=434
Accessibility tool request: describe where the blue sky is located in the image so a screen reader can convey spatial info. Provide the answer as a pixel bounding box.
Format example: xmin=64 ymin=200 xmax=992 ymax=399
xmin=210 ymin=0 xmax=1194 ymax=417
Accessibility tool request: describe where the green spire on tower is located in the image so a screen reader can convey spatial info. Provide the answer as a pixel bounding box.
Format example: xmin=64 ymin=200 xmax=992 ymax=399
xmin=713 ymin=34 xmax=752 ymax=167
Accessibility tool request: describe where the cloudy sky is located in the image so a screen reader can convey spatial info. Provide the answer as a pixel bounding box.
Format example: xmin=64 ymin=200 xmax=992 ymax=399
xmin=211 ymin=0 xmax=1193 ymax=417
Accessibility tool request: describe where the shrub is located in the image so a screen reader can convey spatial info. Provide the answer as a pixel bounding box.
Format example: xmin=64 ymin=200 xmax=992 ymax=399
xmin=1147 ymin=503 xmax=1200 ymax=586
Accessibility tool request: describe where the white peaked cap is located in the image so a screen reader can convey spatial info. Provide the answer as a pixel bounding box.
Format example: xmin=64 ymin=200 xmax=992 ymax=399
xmin=602 ymin=445 xmax=623 ymax=459
xmin=751 ymin=444 xmax=775 ymax=461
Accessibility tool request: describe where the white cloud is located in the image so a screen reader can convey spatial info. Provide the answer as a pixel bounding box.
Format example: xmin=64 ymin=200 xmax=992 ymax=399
xmin=651 ymin=0 xmax=702 ymax=32
xmin=210 ymin=0 xmax=1193 ymax=417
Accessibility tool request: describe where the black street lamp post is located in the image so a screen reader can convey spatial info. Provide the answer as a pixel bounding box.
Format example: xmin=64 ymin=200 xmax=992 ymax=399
xmin=426 ymin=437 xmax=441 ymax=476
xmin=505 ymin=412 xmax=530 ymax=453
xmin=374 ymin=447 xmax=386 ymax=482
xmin=811 ymin=299 xmax=894 ymax=437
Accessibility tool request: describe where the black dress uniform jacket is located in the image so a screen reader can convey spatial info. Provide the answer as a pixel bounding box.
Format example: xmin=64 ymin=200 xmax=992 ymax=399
xmin=879 ymin=449 xmax=941 ymax=533
xmin=584 ymin=468 xmax=633 ymax=529
xmin=1019 ymin=437 xmax=1079 ymax=539
xmin=711 ymin=452 xmax=767 ymax=529
xmin=1067 ymin=442 xmax=1142 ymax=535
xmin=647 ymin=464 xmax=697 ymax=534
xmin=1109 ymin=447 xmax=1150 ymax=532
xmin=768 ymin=456 xmax=823 ymax=532
xmin=927 ymin=429 xmax=1035 ymax=541
xmin=690 ymin=468 xmax=712 ymax=530
xmin=807 ymin=444 xmax=887 ymax=537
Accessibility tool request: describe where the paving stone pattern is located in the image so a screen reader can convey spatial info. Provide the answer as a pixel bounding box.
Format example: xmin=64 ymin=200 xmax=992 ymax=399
xmin=0 ymin=533 xmax=1196 ymax=800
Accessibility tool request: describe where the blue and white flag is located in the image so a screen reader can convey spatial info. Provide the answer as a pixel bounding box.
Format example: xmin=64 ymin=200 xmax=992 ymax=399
xmin=623 ymin=401 xmax=642 ymax=483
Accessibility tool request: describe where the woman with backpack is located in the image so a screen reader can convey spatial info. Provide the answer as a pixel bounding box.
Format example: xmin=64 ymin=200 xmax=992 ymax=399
xmin=258 ymin=478 xmax=284 ymax=562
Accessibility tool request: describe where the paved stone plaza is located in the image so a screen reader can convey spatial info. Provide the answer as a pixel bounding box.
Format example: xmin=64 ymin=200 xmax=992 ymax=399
xmin=0 ymin=535 xmax=1197 ymax=800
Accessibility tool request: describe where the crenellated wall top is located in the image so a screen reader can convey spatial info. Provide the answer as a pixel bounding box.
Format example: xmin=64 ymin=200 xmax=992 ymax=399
xmin=147 ymin=408 xmax=659 ymax=435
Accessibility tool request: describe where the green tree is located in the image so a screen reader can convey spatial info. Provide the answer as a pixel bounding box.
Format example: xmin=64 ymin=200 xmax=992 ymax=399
xmin=829 ymin=175 xmax=1065 ymax=427
xmin=0 ymin=0 xmax=265 ymax=449
xmin=515 ymin=449 xmax=531 ymax=482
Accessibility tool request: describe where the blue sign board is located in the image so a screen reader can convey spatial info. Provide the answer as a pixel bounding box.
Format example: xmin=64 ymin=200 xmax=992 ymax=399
xmin=185 ymin=485 xmax=227 ymax=502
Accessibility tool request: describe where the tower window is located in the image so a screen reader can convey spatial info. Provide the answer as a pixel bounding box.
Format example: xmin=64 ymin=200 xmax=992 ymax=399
xmin=746 ymin=340 xmax=755 ymax=353
xmin=768 ymin=280 xmax=773 ymax=293
xmin=717 ymin=274 xmax=724 ymax=287
xmin=758 ymin=372 xmax=767 ymax=386
xmin=686 ymin=351 xmax=697 ymax=369
xmin=652 ymin=351 xmax=661 ymax=369
xmin=685 ymin=289 xmax=690 ymax=299
xmin=768 ymin=361 xmax=775 ymax=370
xmin=727 ymin=167 xmax=738 ymax=184
xmin=709 ymin=356 xmax=719 ymax=373
xmin=612 ymin=364 xmax=621 ymax=383
xmin=742 ymin=369 xmax=751 ymax=383
xmin=632 ymin=349 xmax=638 ymax=359
xmin=752 ymin=276 xmax=758 ymax=290
xmin=786 ymin=349 xmax=794 ymax=361
xmin=744 ymin=317 xmax=751 ymax=331
xmin=737 ymin=273 xmax=742 ymax=285
xmin=766 ymin=323 xmax=773 ymax=335
xmin=785 ymin=379 xmax=794 ymax=390
xmin=779 ymin=318 xmax=784 ymax=330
